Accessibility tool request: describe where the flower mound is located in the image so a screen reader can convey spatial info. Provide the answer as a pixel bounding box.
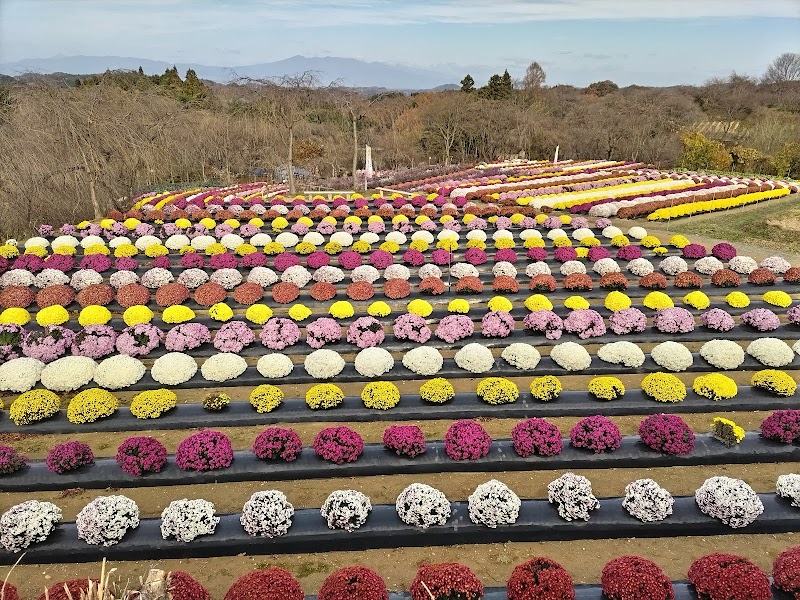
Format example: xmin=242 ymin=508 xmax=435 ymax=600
xmin=395 ymin=483 xmax=451 ymax=529
xmin=773 ymin=546 xmax=800 ymax=598
xmin=511 ymin=418 xmax=563 ymax=457
xmin=46 ymin=440 xmax=94 ymax=473
xmin=37 ymin=580 xmax=98 ymax=600
xmin=321 ymin=489 xmax=372 ymax=531
xmin=0 ymin=445 xmax=27 ymax=475
xmin=761 ymin=409 xmax=800 ymax=443
xmin=115 ymin=436 xmax=167 ymax=476
xmin=639 ymin=414 xmax=695 ymax=455
xmin=313 ymin=426 xmax=364 ymax=464
xmin=160 ymin=498 xmax=219 ymax=542
xmin=253 ymin=427 xmax=303 ymax=461
xmin=383 ymin=425 xmax=427 ymax=458
xmin=601 ymin=556 xmax=674 ymax=600
xmin=623 ymin=478 xmax=674 ymax=522
xmin=468 ymin=479 xmax=521 ymax=528
xmin=0 ymin=500 xmax=62 ymax=553
xmin=318 ymin=566 xmax=389 ymax=600
xmin=240 ymin=490 xmax=294 ymax=538
xmin=223 ymin=568 xmax=303 ymax=600
xmin=444 ymin=419 xmax=492 ymax=460
xmin=76 ymin=495 xmax=139 ymax=546
xmin=410 ymin=563 xmax=483 ymax=600
xmin=175 ymin=430 xmax=234 ymax=472
xmin=695 ymin=476 xmax=764 ymax=528
xmin=569 ymin=415 xmax=621 ymax=453
xmin=688 ymin=554 xmax=771 ymax=600
xmin=547 ymin=472 xmax=599 ymax=521
xmin=507 ymin=557 xmax=575 ymax=600
xmin=168 ymin=571 xmax=210 ymax=600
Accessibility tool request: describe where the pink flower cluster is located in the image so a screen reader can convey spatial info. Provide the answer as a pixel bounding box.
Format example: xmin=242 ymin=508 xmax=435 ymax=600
xmin=740 ymin=308 xmax=780 ymax=332
xmin=638 ymin=414 xmax=695 ymax=455
xmin=115 ymin=323 xmax=164 ymax=357
xmin=71 ymin=325 xmax=117 ymax=359
xmin=435 ymin=314 xmax=475 ymax=343
xmin=312 ymin=426 xmax=364 ymax=464
xmin=700 ymin=308 xmax=735 ymax=332
xmin=760 ymin=409 xmax=800 ymax=443
xmin=569 ymin=416 xmax=622 ymax=453
xmin=346 ymin=317 xmax=385 ymax=349
xmin=512 ymin=418 xmax=563 ymax=457
xmin=392 ymin=314 xmax=432 ymax=343
xmin=480 ymin=311 xmax=515 ymax=338
xmin=306 ymin=317 xmax=343 ymax=349
xmin=652 ymin=308 xmax=695 ymax=334
xmin=383 ymin=425 xmax=427 ymax=458
xmin=444 ymin=420 xmax=492 ymax=461
xmin=523 ymin=310 xmax=564 ymax=340
xmin=260 ymin=318 xmax=301 ymax=350
xmin=22 ymin=325 xmax=74 ymax=363
xmin=253 ymin=427 xmax=303 ymax=462
xmin=115 ymin=436 xmax=168 ymax=476
xmin=165 ymin=323 xmax=211 ymax=351
xmin=608 ymin=308 xmax=647 ymax=335
xmin=175 ymin=430 xmax=234 ymax=472
xmin=46 ymin=440 xmax=94 ymax=473
xmin=214 ymin=321 xmax=255 ymax=353
xmin=564 ymin=309 xmax=606 ymax=339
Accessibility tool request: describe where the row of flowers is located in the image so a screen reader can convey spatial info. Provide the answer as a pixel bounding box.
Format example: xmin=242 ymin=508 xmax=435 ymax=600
xmin=0 ymin=469 xmax=793 ymax=556
xmin=647 ymin=188 xmax=792 ymax=220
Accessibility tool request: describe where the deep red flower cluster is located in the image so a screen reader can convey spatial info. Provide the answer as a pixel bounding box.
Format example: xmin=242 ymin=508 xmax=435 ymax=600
xmin=748 ymin=267 xmax=776 ymax=286
xmin=117 ymin=283 xmax=151 ymax=308
xmin=773 ymin=546 xmax=800 ymax=598
xmin=347 ymin=281 xmax=375 ymax=300
xmin=0 ymin=582 xmax=19 ymax=600
xmin=168 ymin=571 xmax=211 ymax=600
xmin=507 ymin=557 xmax=575 ymax=600
xmin=0 ymin=286 xmax=34 ymax=308
xmin=674 ymin=271 xmax=703 ymax=289
xmin=76 ymin=283 xmax=115 ymax=307
xmin=233 ymin=282 xmax=264 ymax=305
xmin=711 ymin=269 xmax=741 ymax=287
xmin=601 ymin=556 xmax=674 ymax=600
xmin=195 ymin=282 xmax=228 ymax=306
xmin=310 ymin=281 xmax=338 ymax=301
xmin=37 ymin=579 xmax=99 ymax=600
xmin=384 ymin=278 xmax=411 ymax=299
xmin=155 ymin=282 xmax=191 ymax=307
xmin=639 ymin=273 xmax=668 ymax=289
xmin=36 ymin=285 xmax=75 ymax=308
xmin=318 ymin=566 xmax=389 ymax=600
xmin=687 ymin=553 xmax=771 ymax=600
xmin=410 ymin=563 xmax=484 ymax=600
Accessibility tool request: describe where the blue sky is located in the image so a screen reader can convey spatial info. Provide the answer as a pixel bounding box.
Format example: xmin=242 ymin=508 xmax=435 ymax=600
xmin=1 ymin=0 xmax=799 ymax=86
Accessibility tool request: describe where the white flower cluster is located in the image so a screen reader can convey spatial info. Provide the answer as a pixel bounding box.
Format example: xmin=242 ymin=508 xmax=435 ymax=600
xmin=659 ymin=256 xmax=688 ymax=276
xmin=526 ymin=262 xmax=552 ymax=277
xmin=200 ymin=353 xmax=248 ymax=382
xmin=0 ymin=357 xmax=44 ymax=392
xmin=454 ymin=343 xmax=495 ymax=373
xmin=1 ymin=500 xmax=63 ymax=553
xmin=164 ymin=234 xmax=190 ymax=250
xmin=257 ymin=353 xmax=294 ymax=378
xmin=622 ymin=479 xmax=674 ymax=522
xmin=548 ymin=472 xmax=600 ymax=521
xmin=133 ymin=235 xmax=160 ymax=250
xmin=355 ymin=347 xmax=394 ymax=377
xmin=177 ymin=268 xmax=208 ymax=289
xmin=190 ymin=235 xmax=215 ymax=251
xmin=468 ymin=480 xmax=521 ymax=528
xmin=210 ymin=268 xmax=243 ymax=290
xmin=151 ymin=352 xmax=198 ymax=385
xmin=501 ymin=343 xmax=541 ymax=370
xmin=776 ymin=474 xmax=800 ymax=508
xmin=700 ymin=340 xmax=745 ymax=370
xmin=160 ymin=498 xmax=219 ymax=543
xmin=694 ymin=257 xmax=724 ymax=275
xmin=597 ymin=341 xmax=645 ymax=368
xmin=140 ymin=268 xmax=174 ymax=289
xmin=220 ymin=233 xmax=245 ymax=250
xmin=76 ymin=495 xmax=140 ymax=546
xmin=746 ymin=338 xmax=795 ymax=367
xmin=351 ymin=265 xmax=380 ymax=283
xmin=402 ymin=347 xmax=444 ymax=376
xmin=628 ymin=226 xmax=647 ymax=240
xmin=602 ymin=226 xmax=623 ymax=239
xmin=41 ymin=356 xmax=97 ymax=392
xmin=550 ymin=342 xmax=591 ymax=371
xmin=250 ymin=233 xmax=272 ymax=247
xmin=626 ymin=258 xmax=654 ymax=277
xmin=492 ymin=262 xmax=517 ymax=278
xmin=35 ymin=269 xmax=70 ymax=288
xmin=547 ymin=228 xmax=567 ymax=240
xmin=275 ymin=232 xmax=299 ymax=247
xmin=281 ymin=265 xmax=312 ymax=287
xmin=313 ymin=266 xmax=345 ymax=283
xmin=385 ymin=264 xmax=411 ymax=280
xmin=695 ymin=476 xmax=764 ymax=528
xmin=572 ymin=228 xmax=593 ymax=241
xmin=560 ymin=261 xmax=586 ymax=276
xmin=1 ymin=269 xmax=35 ymax=288
xmin=729 ymin=256 xmax=758 ymax=274
xmin=331 ymin=232 xmax=354 ymax=247
xmin=593 ymin=258 xmax=620 ymax=276
xmin=52 ymin=235 xmax=79 ymax=249
xmin=450 ymin=263 xmax=479 ymax=279
xmin=241 ymin=490 xmax=295 ymax=538
xmin=395 ymin=483 xmax=451 ymax=529
xmin=110 ymin=270 xmax=140 ymax=289
xmin=650 ymin=341 xmax=693 ymax=372
xmin=71 ymin=269 xmax=105 ymax=291
xmin=304 ymin=349 xmax=346 ymax=379
xmin=303 ymin=232 xmax=325 ymax=246
xmin=761 ymin=256 xmax=791 ymax=274
xmin=248 ymin=267 xmax=279 ymax=288
xmin=321 ymin=490 xmax=372 ymax=532
xmin=94 ymin=355 xmax=146 ymax=390
xmin=419 ymin=264 xmax=443 ymax=279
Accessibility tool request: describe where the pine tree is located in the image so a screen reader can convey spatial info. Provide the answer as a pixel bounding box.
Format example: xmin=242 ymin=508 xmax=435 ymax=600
xmin=460 ymin=74 xmax=475 ymax=93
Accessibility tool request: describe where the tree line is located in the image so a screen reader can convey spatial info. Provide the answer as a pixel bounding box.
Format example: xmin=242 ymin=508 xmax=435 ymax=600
xmin=0 ymin=53 xmax=798 ymax=236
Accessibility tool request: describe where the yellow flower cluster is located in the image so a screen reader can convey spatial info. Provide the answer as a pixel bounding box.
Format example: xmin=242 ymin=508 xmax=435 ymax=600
xmin=263 ymin=242 xmax=285 ymax=255
xmin=271 ymin=217 xmax=289 ymax=231
xmin=209 ymin=303 xmax=234 ymax=322
xmin=130 ymin=389 xmax=178 ymax=419
xmin=114 ymin=243 xmax=138 ymax=258
xmin=306 ymin=383 xmax=344 ymax=410
xmin=407 ymin=299 xmax=433 ymax=317
xmin=25 ymin=246 xmax=48 ymax=258
xmin=763 ymin=290 xmax=792 ymax=308
xmin=610 ymin=235 xmax=630 ymax=248
xmin=649 ymin=188 xmax=790 ymax=221
xmin=235 ymin=243 xmax=258 ymax=256
xmin=330 ymin=301 xmax=355 ymax=319
xmin=552 ymin=237 xmax=572 ymax=248
xmin=436 ymin=239 xmax=458 ymax=251
xmin=250 ymin=384 xmax=284 ymax=413
xmin=564 ymin=296 xmax=590 ymax=310
xmin=467 ymin=239 xmax=487 ymax=250
xmin=588 ymin=376 xmax=626 ymax=400
xmin=0 ymin=245 xmax=20 ymax=259
xmin=751 ymin=369 xmax=797 ymax=396
xmin=10 ymin=390 xmax=61 ymax=425
xmin=653 ymin=246 xmax=668 ymax=256
xmin=124 ymin=305 xmax=154 ymax=326
xmin=361 ymin=381 xmax=401 ymax=410
xmin=145 ymin=244 xmax=169 ymax=258
xmin=711 ymin=417 xmax=745 ymax=446
xmin=36 ymin=305 xmax=69 ymax=327
xmin=79 ymin=305 xmax=112 ymax=327
xmin=580 ymin=237 xmax=601 ymax=247
xmin=205 ymin=242 xmax=227 ymax=256
xmin=324 ymin=241 xmax=343 ymax=255
xmin=643 ymin=292 xmax=674 ymax=310
xmin=530 ymin=375 xmax=562 ymax=402
xmin=410 ymin=239 xmax=429 ymax=252
xmin=245 ymin=304 xmax=273 ymax=325
xmin=683 ymin=291 xmax=710 ymax=310
xmin=67 ymin=389 xmax=119 ymax=424
xmin=604 ymin=291 xmax=631 ymax=312
xmin=352 ymin=240 xmax=372 ymax=254
xmin=368 ymin=301 xmax=391 ymax=317
xmin=202 ymin=391 xmax=231 ymax=411
xmin=294 ymin=242 xmax=316 ymax=255
xmin=288 ymin=304 xmax=312 ymax=321
xmin=525 ymin=294 xmax=553 ymax=311
xmin=488 ymin=296 xmax=512 ymax=312
xmin=640 ymin=236 xmax=661 ymax=249
xmin=0 ymin=308 xmax=31 ymax=326
xmin=668 ymin=235 xmax=690 ymax=248
xmin=641 ymin=372 xmax=687 ymax=402
xmin=163 ymin=305 xmax=195 ymax=324
xmin=494 ymin=238 xmax=515 ymax=249
xmin=524 ymin=237 xmax=545 ymax=249
xmin=725 ymin=292 xmax=750 ymax=309
xmin=693 ymin=373 xmax=738 ymax=401
xmin=477 ymin=377 xmax=519 ymax=405
xmin=380 ymin=241 xmax=401 ymax=254
xmin=420 ymin=378 xmax=455 ymax=404
xmin=448 ymin=299 xmax=470 ymax=314
xmin=84 ymin=244 xmax=110 ymax=256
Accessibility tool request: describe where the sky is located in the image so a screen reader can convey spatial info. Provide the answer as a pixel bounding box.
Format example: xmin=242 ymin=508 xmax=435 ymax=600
xmin=1 ymin=0 xmax=799 ymax=86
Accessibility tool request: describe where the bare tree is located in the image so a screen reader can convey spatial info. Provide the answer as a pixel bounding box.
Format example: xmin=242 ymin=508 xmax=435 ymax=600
xmin=423 ymin=93 xmax=468 ymax=166
xmin=522 ymin=61 xmax=547 ymax=90
xmin=762 ymin=52 xmax=800 ymax=84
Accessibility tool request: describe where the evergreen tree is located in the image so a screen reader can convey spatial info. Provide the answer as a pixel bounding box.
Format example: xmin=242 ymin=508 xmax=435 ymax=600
xmin=180 ymin=69 xmax=208 ymax=105
xmin=501 ymin=69 xmax=513 ymax=92
xmin=460 ymin=74 xmax=475 ymax=93
xmin=480 ymin=73 xmax=511 ymax=100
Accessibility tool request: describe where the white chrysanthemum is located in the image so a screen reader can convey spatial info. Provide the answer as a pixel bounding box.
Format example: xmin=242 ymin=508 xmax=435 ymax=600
xmin=659 ymin=256 xmax=689 ymax=276
xmin=351 ymin=265 xmax=380 ymax=283
xmin=627 ymin=258 xmax=654 ymax=276
xmin=240 ymin=490 xmax=294 ymax=538
xmin=776 ymin=474 xmax=800 ymax=508
xmin=108 ymin=236 xmax=132 ymax=249
xmin=548 ymin=472 xmax=599 ymax=521
xmin=547 ymin=228 xmax=567 ymax=241
xmin=627 ymin=226 xmax=647 ymax=240
xmin=465 ymin=230 xmax=487 ymax=242
xmin=313 ymin=266 xmax=345 ymax=284
xmin=140 ymin=267 xmax=174 ymax=290
xmin=593 ymin=258 xmax=620 ymax=276
xmin=694 ymin=256 xmax=724 ymax=275
xmin=760 ymin=256 xmax=792 ymax=274
xmin=623 ymin=479 xmax=673 ymax=522
xmin=501 ymin=343 xmax=541 ymax=370
xmin=160 ymin=498 xmax=219 ymax=543
xmin=109 ymin=270 xmax=140 ymax=289
xmin=257 ymin=353 xmax=294 ymax=378
xmin=450 ymin=263 xmax=479 ymax=279
xmin=210 ymin=268 xmax=243 ymax=290
xmin=597 ymin=341 xmax=645 ymax=368
xmin=275 ymin=232 xmax=299 ymax=248
xmin=93 ymin=355 xmax=146 ymax=389
xmin=164 ymin=234 xmax=191 ymax=250
xmin=24 ymin=236 xmax=49 ymax=249
xmin=34 ymin=269 xmax=70 ymax=288
xmin=0 ymin=500 xmax=62 ymax=553
xmin=281 ymin=265 xmax=312 ymax=287
xmin=0 ymin=357 xmax=45 ymax=392
xmin=303 ymin=232 xmax=325 ymax=246
xmin=384 ymin=264 xmax=411 ymax=280
xmin=519 ymin=229 xmax=541 ymax=240
xmin=560 ymin=260 xmax=586 ymax=276
xmin=151 ymin=352 xmax=198 ymax=385
xmin=355 ymin=347 xmax=394 ymax=377
xmin=695 ymin=476 xmax=763 ymax=528
xmin=437 ymin=230 xmax=459 ymax=241
xmin=81 ymin=235 xmax=107 ymax=249
xmin=747 ymin=338 xmax=795 ymax=367
xmin=52 ymin=235 xmax=79 ymax=248
xmin=550 ymin=342 xmax=591 ymax=371
xmin=572 ymin=228 xmax=594 ymax=241
xmin=468 ymin=480 xmax=521 ymax=528
xmin=491 ymin=261 xmax=517 ymax=278
xmin=385 ymin=231 xmax=407 ymax=245
xmin=418 ymin=264 xmax=443 ymax=280
xmin=320 ymin=490 xmax=371 ymax=532
xmin=304 ymin=349 xmax=346 ymax=379
xmin=729 ymin=256 xmax=758 ymax=275
xmin=190 ymin=235 xmax=216 ymax=251
xmin=248 ymin=266 xmax=279 ymax=288
xmin=651 ymin=341 xmax=693 ymax=372
xmin=454 ymin=343 xmax=495 ymax=373
xmin=77 ymin=495 xmax=140 ymax=546
xmin=395 ymin=483 xmax=451 ymax=529
xmin=601 ymin=226 xmax=623 ymax=239
xmin=250 ymin=233 xmax=272 ymax=247
xmin=492 ymin=229 xmax=513 ymax=241
xmin=402 ymin=347 xmax=443 ymax=376
xmin=1 ymin=269 xmax=35 ymax=288
xmin=700 ymin=340 xmax=745 ymax=370
xmin=40 ymin=356 xmax=97 ymax=392
xmin=177 ymin=268 xmax=208 ymax=290
xmin=360 ymin=232 xmax=380 ymax=245
xmin=526 ymin=262 xmax=552 ymax=277
xmin=200 ymin=353 xmax=247 ymax=382
xmin=133 ymin=235 xmax=160 ymax=251
xmin=220 ymin=233 xmax=245 ymax=250
xmin=70 ymin=269 xmax=104 ymax=291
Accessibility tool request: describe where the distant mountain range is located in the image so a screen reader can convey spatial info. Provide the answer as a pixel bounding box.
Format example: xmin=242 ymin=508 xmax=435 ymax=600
xmin=0 ymin=54 xmax=473 ymax=90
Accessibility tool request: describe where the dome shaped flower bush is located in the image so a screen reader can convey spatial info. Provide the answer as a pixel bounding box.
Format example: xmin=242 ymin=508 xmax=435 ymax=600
xmin=741 ymin=308 xmax=780 ymax=332
xmin=313 ymin=426 xmax=364 ymax=464
xmin=410 ymin=563 xmax=483 ymax=600
xmin=747 ymin=338 xmax=795 ymax=367
xmin=37 ymin=579 xmax=97 ymax=600
xmin=76 ymin=495 xmax=139 ymax=546
xmin=695 ymin=476 xmax=764 ymax=528
xmin=167 ymin=571 xmax=210 ymax=600
xmin=641 ymin=372 xmax=687 ymax=403
xmin=260 ymin=318 xmax=301 ymax=350
xmin=772 ymin=546 xmax=800 ymax=598
xmin=240 ymin=490 xmax=295 ymax=539
xmin=507 ymin=557 xmax=574 ymax=600
xmin=700 ymin=308 xmax=736 ymax=332
xmin=563 ymin=309 xmax=606 ymax=339
xmin=639 ymin=414 xmax=695 ymax=455
xmin=383 ymin=425 xmax=426 ymax=458
xmin=601 ymin=556 xmax=674 ymax=600
xmin=321 ymin=489 xmax=371 ymax=531
xmin=165 ymin=323 xmax=211 ymax=352
xmin=176 ymin=430 xmax=234 ymax=472
xmin=652 ymin=307 xmax=695 ymax=334
xmin=454 ymin=343 xmax=494 ymax=373
xmin=67 ymin=388 xmax=118 ymax=424
xmin=115 ymin=436 xmax=167 ymax=476
xmin=249 ymin=384 xmax=283 ymax=413
xmin=476 ymin=377 xmax=519 ymax=405
xmin=160 ymin=498 xmax=219 ymax=542
xmin=0 ymin=444 xmax=27 ymax=475
xmin=608 ymin=307 xmax=647 ymax=335
xmin=223 ymin=567 xmax=303 ymax=600
xmin=623 ymin=478 xmax=674 ymax=522
xmin=392 ymin=313 xmax=431 ymax=344
xmin=688 ymin=554 xmax=771 ymax=600
xmin=444 ymin=420 xmax=492 ymax=460
xmin=346 ymin=316 xmax=385 ymax=348
xmin=45 ymin=440 xmax=93 ymax=474
xmin=711 ymin=269 xmax=741 ymax=287
xmin=318 ymin=566 xmax=389 ymax=600
xmin=468 ymin=479 xmax=521 ymax=528
xmin=420 ymin=378 xmax=455 ymax=404
xmin=547 ymin=472 xmax=599 ymax=521
xmin=252 ymin=427 xmax=302 ymax=462
xmin=569 ymin=415 xmax=621 ymax=453
xmin=550 ymin=342 xmax=591 ymax=371
xmin=762 ymin=409 xmax=800 ymax=444
xmin=523 ymin=310 xmax=563 ymax=340
xmin=395 ymin=483 xmax=450 ymax=528
xmin=650 ymin=341 xmax=693 ymax=372
xmin=0 ymin=500 xmax=62 ymax=554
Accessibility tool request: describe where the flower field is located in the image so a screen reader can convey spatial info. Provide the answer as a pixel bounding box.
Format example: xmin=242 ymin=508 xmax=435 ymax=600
xmin=0 ymin=159 xmax=799 ymax=598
